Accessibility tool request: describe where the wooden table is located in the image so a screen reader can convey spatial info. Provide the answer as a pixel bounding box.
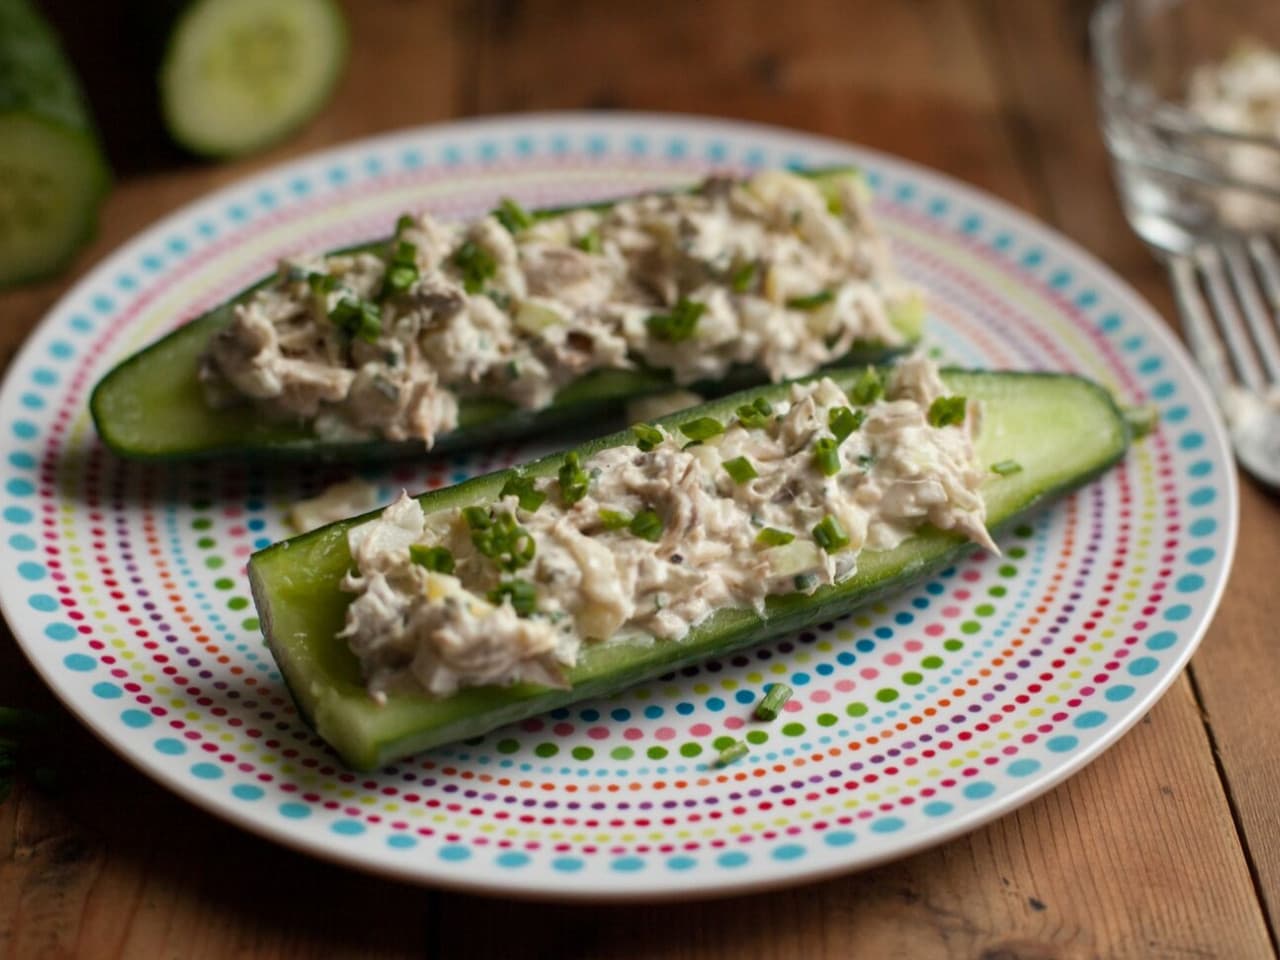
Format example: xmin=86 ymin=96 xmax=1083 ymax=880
xmin=2 ymin=2 xmax=1277 ymax=956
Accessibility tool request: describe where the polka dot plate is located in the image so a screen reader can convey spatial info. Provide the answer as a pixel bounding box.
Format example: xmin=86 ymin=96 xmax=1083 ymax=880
xmin=0 ymin=114 xmax=1236 ymax=899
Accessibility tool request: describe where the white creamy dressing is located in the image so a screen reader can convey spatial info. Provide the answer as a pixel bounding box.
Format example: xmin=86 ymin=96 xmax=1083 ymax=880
xmin=339 ymin=354 xmax=996 ymax=701
xmin=199 ymin=171 xmax=918 ymax=446
xmin=1187 ymin=42 xmax=1280 ymax=228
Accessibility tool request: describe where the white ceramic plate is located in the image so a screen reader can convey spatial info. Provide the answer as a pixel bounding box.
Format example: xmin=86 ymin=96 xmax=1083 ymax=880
xmin=0 ymin=113 xmax=1236 ymax=899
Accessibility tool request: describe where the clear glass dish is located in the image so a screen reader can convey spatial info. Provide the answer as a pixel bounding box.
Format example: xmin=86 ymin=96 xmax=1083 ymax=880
xmin=1092 ymin=0 xmax=1280 ymax=253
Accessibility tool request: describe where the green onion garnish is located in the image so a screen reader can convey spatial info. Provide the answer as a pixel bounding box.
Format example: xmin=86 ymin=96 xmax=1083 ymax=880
xmin=488 ymin=579 xmax=537 ymax=616
xmin=793 ymin=572 xmax=819 ymax=591
xmin=409 ymin=544 xmax=455 ymax=574
xmin=849 ymin=367 xmax=885 ymax=405
xmin=722 ymin=456 xmax=758 ymax=483
xmin=813 ymin=437 xmax=841 ymax=476
xmin=307 ymin=272 xmax=336 ymax=296
xmin=714 ymin=740 xmax=750 ymax=767
xmin=493 ymin=197 xmax=534 ymax=233
xmin=736 ymin=396 xmax=774 ymax=430
xmin=812 ymin=515 xmax=850 ymax=552
xmin=755 ymin=527 xmax=795 ymax=547
xmin=646 ymin=298 xmax=706 ymax=343
xmin=828 ymin=406 xmax=864 ymax=442
xmin=598 ymin=509 xmax=632 ymax=530
xmin=329 ymin=297 xmax=382 ymax=342
xmin=380 ymin=240 xmax=420 ymax=300
xmin=558 ymin=452 xmax=590 ymax=505
xmin=499 ymin=473 xmax=547 ymax=512
xmin=679 ymin=417 xmax=725 ymax=442
xmin=857 ymin=453 xmax=876 ymax=471
xmin=927 ymin=395 xmax=967 ymax=427
xmin=395 ymin=213 xmax=415 ymax=234
xmin=466 ymin=509 xmax=536 ymax=571
xmin=786 ymin=289 xmax=834 ymax=310
xmin=629 ymin=509 xmax=664 ymax=542
xmin=731 ymin=261 xmax=758 ymax=293
xmin=574 ymin=229 xmax=602 ymax=254
xmin=452 ymin=240 xmax=497 ymax=294
xmin=990 ymin=459 xmax=1023 ymax=476
xmin=633 ymin=423 xmax=665 ymax=451
xmin=754 ymin=683 xmax=794 ymax=721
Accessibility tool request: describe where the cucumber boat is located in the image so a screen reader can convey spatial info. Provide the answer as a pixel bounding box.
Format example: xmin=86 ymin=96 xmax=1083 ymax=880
xmin=89 ymin=168 xmax=923 ymax=463
xmin=249 ymin=366 xmax=1132 ymax=771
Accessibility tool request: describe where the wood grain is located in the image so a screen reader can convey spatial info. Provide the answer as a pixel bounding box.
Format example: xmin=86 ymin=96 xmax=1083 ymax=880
xmin=1 ymin=1 xmax=1278 ymax=957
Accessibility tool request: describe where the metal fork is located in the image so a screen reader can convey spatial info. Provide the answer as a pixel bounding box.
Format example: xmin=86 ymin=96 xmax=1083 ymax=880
xmin=1168 ymin=235 xmax=1280 ymax=489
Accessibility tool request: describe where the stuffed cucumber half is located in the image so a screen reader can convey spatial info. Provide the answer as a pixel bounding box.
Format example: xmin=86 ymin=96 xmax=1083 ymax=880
xmin=90 ymin=167 xmax=923 ymax=462
xmin=248 ymin=356 xmax=1132 ymax=771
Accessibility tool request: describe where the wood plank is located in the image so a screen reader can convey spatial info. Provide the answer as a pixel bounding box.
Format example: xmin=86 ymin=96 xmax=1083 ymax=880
xmin=983 ymin=0 xmax=1280 ymax=947
xmin=468 ymin=0 xmax=1039 ymax=207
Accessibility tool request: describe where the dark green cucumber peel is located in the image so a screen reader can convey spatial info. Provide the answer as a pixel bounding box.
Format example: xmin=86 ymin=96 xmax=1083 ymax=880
xmin=89 ymin=167 xmax=920 ymax=462
xmin=0 ymin=0 xmax=110 ymax=287
xmin=248 ymin=369 xmax=1131 ymax=770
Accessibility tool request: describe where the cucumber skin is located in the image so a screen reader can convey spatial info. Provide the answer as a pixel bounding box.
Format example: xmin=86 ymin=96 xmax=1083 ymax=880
xmin=249 ymin=369 xmax=1131 ymax=770
xmin=89 ymin=167 xmax=918 ymax=463
xmin=158 ymin=0 xmax=349 ymax=158
xmin=0 ymin=0 xmax=110 ymax=286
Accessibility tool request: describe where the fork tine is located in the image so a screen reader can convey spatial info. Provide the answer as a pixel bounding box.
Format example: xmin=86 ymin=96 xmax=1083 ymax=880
xmin=1196 ymin=246 xmax=1266 ymax=391
xmin=1170 ymin=255 xmax=1237 ymax=395
xmin=1225 ymin=239 xmax=1280 ymax=381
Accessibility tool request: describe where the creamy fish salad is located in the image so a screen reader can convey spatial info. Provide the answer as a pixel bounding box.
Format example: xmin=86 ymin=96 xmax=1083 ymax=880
xmin=199 ymin=170 xmax=920 ymax=447
xmin=339 ymin=354 xmax=997 ymax=701
xmin=1187 ymin=41 xmax=1280 ymax=229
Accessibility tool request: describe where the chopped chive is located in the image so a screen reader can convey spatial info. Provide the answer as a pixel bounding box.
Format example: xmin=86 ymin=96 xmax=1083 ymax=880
xmin=452 ymin=240 xmax=497 ymax=294
xmin=754 ymin=683 xmax=794 ymax=721
xmin=499 ymin=474 xmax=547 ymax=512
xmin=558 ymin=452 xmax=590 ymax=505
xmin=574 ymin=229 xmax=602 ymax=254
xmin=714 ymin=739 xmax=749 ymax=767
xmin=598 ymin=509 xmax=632 ymax=530
xmin=329 ymin=297 xmax=382 ymax=342
xmin=755 ymin=527 xmax=796 ymax=547
xmin=629 ymin=509 xmax=664 ymax=542
xmin=736 ymin=396 xmax=774 ymax=430
xmin=731 ymin=261 xmax=758 ymax=293
xmin=828 ymin=406 xmax=864 ymax=443
xmin=646 ymin=298 xmax=705 ymax=343
xmin=679 ymin=417 xmax=725 ymax=442
xmin=396 ymin=213 xmax=415 ymax=235
xmin=493 ymin=197 xmax=534 ymax=233
xmin=633 ymin=423 xmax=665 ymax=451
xmin=793 ymin=572 xmax=819 ymax=591
xmin=786 ymin=289 xmax=834 ymax=310
xmin=409 ymin=544 xmax=455 ymax=574
xmin=812 ymin=437 xmax=841 ymax=476
xmin=849 ymin=367 xmax=885 ymax=405
xmin=379 ymin=240 xmax=420 ymax=300
xmin=927 ymin=395 xmax=967 ymax=427
xmin=307 ymin=271 xmax=337 ymax=296
xmin=722 ymin=456 xmax=758 ymax=483
xmin=467 ymin=509 xmax=535 ymax=571
xmin=462 ymin=505 xmax=490 ymax=530
xmin=812 ymin=515 xmax=850 ymax=552
xmin=488 ymin=579 xmax=537 ymax=616
xmin=990 ymin=459 xmax=1023 ymax=477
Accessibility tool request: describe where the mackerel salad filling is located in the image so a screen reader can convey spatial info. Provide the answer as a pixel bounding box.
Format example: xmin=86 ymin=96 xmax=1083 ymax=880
xmin=340 ymin=354 xmax=998 ymax=701
xmin=199 ymin=170 xmax=919 ymax=446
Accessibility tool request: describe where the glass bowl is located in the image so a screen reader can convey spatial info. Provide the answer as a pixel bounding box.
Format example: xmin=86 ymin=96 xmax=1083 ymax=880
xmin=1092 ymin=0 xmax=1280 ymax=253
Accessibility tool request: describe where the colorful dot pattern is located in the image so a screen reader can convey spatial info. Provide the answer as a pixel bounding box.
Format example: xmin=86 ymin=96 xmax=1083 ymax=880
xmin=0 ymin=116 xmax=1235 ymax=898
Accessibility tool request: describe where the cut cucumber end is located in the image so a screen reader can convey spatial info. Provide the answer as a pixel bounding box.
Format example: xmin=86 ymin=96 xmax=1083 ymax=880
xmin=0 ymin=114 xmax=108 ymax=287
xmin=160 ymin=0 xmax=347 ymax=157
